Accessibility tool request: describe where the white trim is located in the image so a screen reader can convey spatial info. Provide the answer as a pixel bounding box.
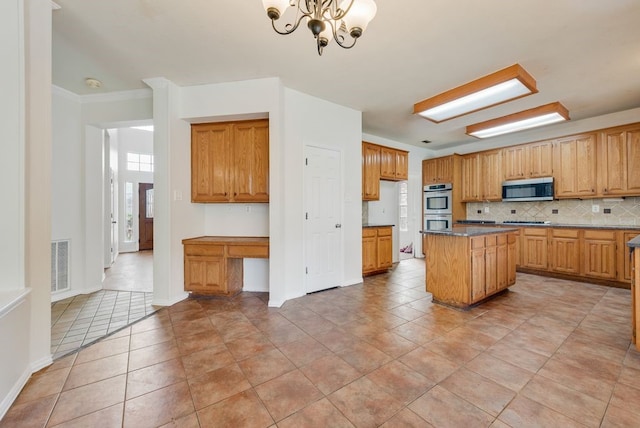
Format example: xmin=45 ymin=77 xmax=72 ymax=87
xmin=80 ymin=88 xmax=152 ymax=104
xmin=52 ymin=84 xmax=79 ymax=102
xmin=0 ymin=288 xmax=30 ymax=320
xmin=0 ymin=365 xmax=31 ymax=420
xmin=31 ymin=355 xmax=53 ymax=373
xmin=341 ymin=277 xmax=364 ymax=287
xmin=268 ymin=298 xmax=286 ymax=308
xmin=152 ymin=292 xmax=189 ymax=307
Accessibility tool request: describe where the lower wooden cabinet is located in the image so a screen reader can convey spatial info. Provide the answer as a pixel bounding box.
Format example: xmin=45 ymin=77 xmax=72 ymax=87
xmin=521 ymin=228 xmax=548 ymax=270
xmin=363 ymin=226 xmax=393 ymax=275
xmin=549 ymin=229 xmax=580 ymax=274
xmin=583 ymin=230 xmax=617 ymax=280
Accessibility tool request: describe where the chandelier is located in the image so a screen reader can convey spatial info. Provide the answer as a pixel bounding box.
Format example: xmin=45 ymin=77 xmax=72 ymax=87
xmin=261 ymin=0 xmax=377 ymax=55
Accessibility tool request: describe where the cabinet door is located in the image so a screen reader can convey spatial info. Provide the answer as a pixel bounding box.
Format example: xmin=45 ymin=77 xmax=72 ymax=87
xmin=527 ymin=141 xmax=553 ymax=178
xmin=481 ymin=150 xmax=503 ymax=201
xmin=600 ymin=126 xmax=640 ymax=196
xmin=437 ymin=156 xmax=454 ymax=183
xmin=622 ymin=232 xmax=640 ymax=282
xmin=377 ymin=234 xmax=393 ymax=269
xmin=362 ymin=143 xmax=381 ymax=200
xmin=554 ymin=133 xmax=597 ymax=198
xmin=507 ymin=234 xmax=517 ymax=284
xmin=503 ymin=146 xmax=526 ymax=180
xmin=423 ymin=159 xmax=437 ymax=185
xmin=549 ymin=229 xmax=580 ymax=274
xmin=471 ymin=247 xmax=486 ymax=302
xmin=380 ymin=147 xmax=397 ymax=180
xmin=485 ymin=244 xmax=498 ymax=295
xmin=191 ymin=123 xmax=231 ymax=202
xmin=362 ymin=233 xmax=377 ymax=273
xmin=496 ymin=235 xmax=508 ymax=290
xmin=232 ymin=120 xmax=269 ymax=202
xmin=521 ymin=229 xmax=548 ymax=270
xmin=583 ymin=230 xmax=617 ymax=279
xmin=184 ymin=256 xmax=226 ymax=294
xmin=461 ymin=154 xmax=481 ymax=202
xmin=395 ymin=151 xmax=409 ymax=180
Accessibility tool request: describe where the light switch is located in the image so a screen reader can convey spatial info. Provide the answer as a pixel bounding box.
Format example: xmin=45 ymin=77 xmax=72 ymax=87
xmin=174 ymin=190 xmax=183 ymax=201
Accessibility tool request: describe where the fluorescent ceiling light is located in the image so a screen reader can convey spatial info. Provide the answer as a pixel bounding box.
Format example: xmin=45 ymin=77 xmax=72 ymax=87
xmin=466 ymin=102 xmax=569 ymax=139
xmin=413 ymin=64 xmax=538 ymax=123
xmin=131 ymin=125 xmax=154 ymax=132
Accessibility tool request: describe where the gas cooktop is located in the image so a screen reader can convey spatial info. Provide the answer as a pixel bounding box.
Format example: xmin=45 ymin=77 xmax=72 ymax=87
xmin=502 ymin=220 xmax=551 ymax=224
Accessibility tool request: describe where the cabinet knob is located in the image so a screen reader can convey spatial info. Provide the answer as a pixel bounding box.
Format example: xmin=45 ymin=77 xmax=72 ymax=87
xmin=335 ymin=224 xmax=342 ymax=229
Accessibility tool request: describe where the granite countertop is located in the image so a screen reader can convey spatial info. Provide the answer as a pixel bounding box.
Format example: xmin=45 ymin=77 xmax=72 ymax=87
xmin=363 ymin=223 xmax=395 ymax=228
xmin=421 ymin=226 xmax=518 ymax=237
xmin=628 ymin=235 xmax=640 ymax=248
xmin=458 ymin=222 xmax=640 ymax=231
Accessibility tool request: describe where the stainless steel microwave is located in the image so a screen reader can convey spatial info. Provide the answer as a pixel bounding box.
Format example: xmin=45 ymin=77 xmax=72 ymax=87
xmin=502 ymin=177 xmax=554 ymax=202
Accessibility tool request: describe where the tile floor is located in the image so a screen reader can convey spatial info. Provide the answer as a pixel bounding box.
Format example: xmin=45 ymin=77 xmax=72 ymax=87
xmin=4 ymin=258 xmax=640 ymax=427
xmin=50 ymin=252 xmax=156 ymax=359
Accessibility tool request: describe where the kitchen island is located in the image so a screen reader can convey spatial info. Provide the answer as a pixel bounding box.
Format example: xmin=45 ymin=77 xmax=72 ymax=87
xmin=423 ymin=227 xmax=518 ymax=309
xmin=629 ymin=235 xmax=640 ymax=350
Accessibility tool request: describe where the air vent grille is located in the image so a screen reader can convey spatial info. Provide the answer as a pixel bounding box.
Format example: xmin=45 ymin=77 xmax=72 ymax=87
xmin=51 ymin=240 xmax=70 ymax=292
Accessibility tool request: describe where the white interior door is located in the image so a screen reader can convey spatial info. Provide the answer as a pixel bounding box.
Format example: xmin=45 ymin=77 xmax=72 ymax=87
xmin=304 ymin=145 xmax=342 ymax=293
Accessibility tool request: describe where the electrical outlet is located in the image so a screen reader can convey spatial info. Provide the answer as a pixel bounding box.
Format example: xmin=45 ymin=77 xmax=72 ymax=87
xmin=484 ymin=206 xmax=490 ymax=213
xmin=592 ymin=204 xmax=600 ymax=213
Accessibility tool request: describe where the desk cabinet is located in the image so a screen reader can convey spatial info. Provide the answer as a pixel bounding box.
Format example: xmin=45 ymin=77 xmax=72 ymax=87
xmin=363 ymin=226 xmax=393 ymax=275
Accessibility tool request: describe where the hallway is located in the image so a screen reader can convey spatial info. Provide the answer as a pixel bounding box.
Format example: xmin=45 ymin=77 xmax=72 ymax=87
xmin=50 ymin=252 xmax=156 ymax=359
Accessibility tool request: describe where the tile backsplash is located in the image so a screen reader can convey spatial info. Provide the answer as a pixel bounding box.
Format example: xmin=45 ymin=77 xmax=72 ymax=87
xmin=467 ymin=197 xmax=640 ymax=226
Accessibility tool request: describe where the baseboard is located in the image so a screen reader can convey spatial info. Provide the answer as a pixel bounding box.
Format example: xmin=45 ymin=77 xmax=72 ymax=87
xmin=152 ymin=292 xmax=189 ymax=307
xmin=0 ymin=365 xmax=31 ymax=420
xmin=341 ymin=277 xmax=364 ymax=287
xmin=31 ymin=354 xmax=54 ymax=373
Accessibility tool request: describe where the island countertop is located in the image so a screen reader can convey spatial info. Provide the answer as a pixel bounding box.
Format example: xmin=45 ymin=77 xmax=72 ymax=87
xmin=628 ymin=235 xmax=640 ymax=249
xmin=421 ymin=226 xmax=518 ymax=237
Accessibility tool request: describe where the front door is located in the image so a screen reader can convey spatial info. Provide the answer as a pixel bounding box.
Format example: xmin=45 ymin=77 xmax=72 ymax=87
xmin=138 ymin=183 xmax=154 ymax=250
xmin=304 ymin=145 xmax=342 ymax=293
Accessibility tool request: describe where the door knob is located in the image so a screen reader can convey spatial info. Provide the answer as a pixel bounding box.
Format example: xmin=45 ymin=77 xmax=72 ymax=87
xmin=335 ymin=224 xmax=342 ymax=228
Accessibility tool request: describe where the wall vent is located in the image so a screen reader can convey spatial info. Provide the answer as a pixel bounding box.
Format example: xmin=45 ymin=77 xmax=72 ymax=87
xmin=51 ymin=240 xmax=70 ymax=292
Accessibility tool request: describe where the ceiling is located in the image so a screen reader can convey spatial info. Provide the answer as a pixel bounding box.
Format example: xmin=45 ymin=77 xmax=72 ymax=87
xmin=52 ymin=0 xmax=640 ymax=150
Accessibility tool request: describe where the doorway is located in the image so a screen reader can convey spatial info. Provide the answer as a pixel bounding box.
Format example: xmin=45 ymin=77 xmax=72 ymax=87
xmin=138 ymin=182 xmax=154 ymax=250
xmin=304 ymin=145 xmax=343 ymax=293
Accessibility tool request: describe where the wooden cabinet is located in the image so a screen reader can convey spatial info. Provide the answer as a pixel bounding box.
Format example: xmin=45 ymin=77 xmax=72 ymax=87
xmin=461 ymin=151 xmax=502 ymax=201
xmin=363 ymin=143 xmax=408 ymax=200
xmin=553 ymin=133 xmax=597 ymax=199
xmin=426 ymin=231 xmax=517 ymax=308
xmin=583 ymin=230 xmax=617 ymax=280
xmin=507 ymin=233 xmax=517 ymax=284
xmin=380 ymin=146 xmax=409 ymax=181
xmin=549 ymin=229 xmax=580 ymax=274
xmin=182 ymin=237 xmax=269 ymax=296
xmin=461 ymin=153 xmax=481 ymax=201
xmin=481 ymin=150 xmax=503 ymax=201
xmin=362 ymin=226 xmax=393 ymax=275
xmin=598 ymin=124 xmax=640 ymax=196
xmin=521 ymin=228 xmax=548 ymax=270
xmin=622 ymin=232 xmax=640 ymax=282
xmin=505 ymin=141 xmax=554 ymax=180
xmin=423 ymin=155 xmax=454 ymax=184
xmin=362 ymin=142 xmax=381 ymax=201
xmin=191 ymin=120 xmax=269 ymax=203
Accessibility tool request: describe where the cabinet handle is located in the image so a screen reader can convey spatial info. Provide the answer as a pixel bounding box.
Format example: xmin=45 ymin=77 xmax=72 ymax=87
xmin=604 ymin=188 xmax=607 ymax=193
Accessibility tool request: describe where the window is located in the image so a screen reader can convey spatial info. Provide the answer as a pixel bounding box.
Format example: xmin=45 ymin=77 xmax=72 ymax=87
xmin=399 ymin=182 xmax=408 ymax=232
xmin=127 ymin=152 xmax=154 ymax=172
xmin=125 ymin=182 xmax=134 ymax=242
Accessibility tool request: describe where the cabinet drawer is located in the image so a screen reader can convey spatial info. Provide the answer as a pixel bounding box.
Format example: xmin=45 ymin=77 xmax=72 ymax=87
xmin=377 ymin=227 xmax=392 ymax=237
xmin=584 ymin=230 xmax=616 ymax=241
xmin=363 ymin=228 xmax=377 ymax=238
xmin=184 ymin=244 xmax=224 ymax=257
xmin=485 ymin=235 xmax=497 ymax=247
xmin=551 ymin=229 xmax=580 ymax=239
xmin=523 ymin=228 xmax=548 ymax=237
xmin=227 ymin=244 xmax=269 ymax=258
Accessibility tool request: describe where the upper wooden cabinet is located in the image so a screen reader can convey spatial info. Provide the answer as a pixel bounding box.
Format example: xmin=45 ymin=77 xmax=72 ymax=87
xmin=362 ymin=142 xmax=381 ymax=201
xmin=363 ymin=142 xmax=409 ymax=201
xmin=423 ymin=155 xmax=455 ymax=184
xmin=598 ymin=124 xmax=640 ymax=196
xmin=191 ymin=119 xmax=269 ymax=203
xmin=461 ymin=151 xmax=501 ymax=202
xmin=380 ymin=146 xmax=409 ymax=181
xmin=553 ymin=132 xmax=598 ymax=199
xmin=503 ymin=141 xmax=553 ymax=180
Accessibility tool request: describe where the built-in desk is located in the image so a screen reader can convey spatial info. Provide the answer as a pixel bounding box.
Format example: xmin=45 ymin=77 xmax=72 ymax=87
xmin=182 ymin=236 xmax=269 ymax=296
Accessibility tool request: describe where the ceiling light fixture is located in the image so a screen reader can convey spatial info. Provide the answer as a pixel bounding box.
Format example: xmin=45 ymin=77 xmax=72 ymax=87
xmin=413 ymin=64 xmax=538 ymax=123
xmin=262 ymin=0 xmax=377 ymax=55
xmin=466 ymin=102 xmax=570 ymax=139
